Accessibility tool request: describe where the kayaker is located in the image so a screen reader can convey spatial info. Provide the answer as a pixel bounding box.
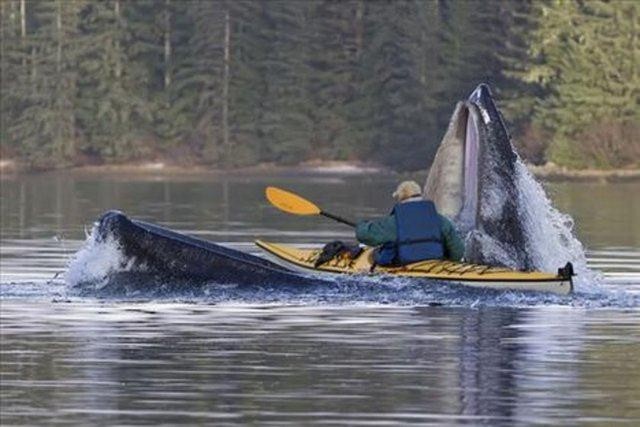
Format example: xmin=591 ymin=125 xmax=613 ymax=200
xmin=355 ymin=180 xmax=464 ymax=265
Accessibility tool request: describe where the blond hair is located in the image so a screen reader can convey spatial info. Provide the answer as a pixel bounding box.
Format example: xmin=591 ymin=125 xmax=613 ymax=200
xmin=392 ymin=180 xmax=423 ymax=202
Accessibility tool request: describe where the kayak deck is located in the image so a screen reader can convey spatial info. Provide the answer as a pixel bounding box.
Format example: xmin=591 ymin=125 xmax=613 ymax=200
xmin=255 ymin=240 xmax=573 ymax=295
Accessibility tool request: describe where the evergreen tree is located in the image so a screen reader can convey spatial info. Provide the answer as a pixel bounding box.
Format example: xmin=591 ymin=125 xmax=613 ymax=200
xmin=169 ymin=0 xmax=226 ymax=163
xmin=521 ymin=0 xmax=639 ymax=168
xmin=77 ymin=0 xmax=152 ymax=160
xmin=257 ymin=0 xmax=314 ymax=165
xmin=224 ymin=0 xmax=270 ymax=166
xmin=139 ymin=0 xmax=194 ymax=148
xmin=2 ymin=0 xmax=636 ymax=171
xmin=9 ymin=0 xmax=84 ymax=168
xmin=357 ymin=0 xmax=429 ymax=169
xmin=304 ymin=0 xmax=362 ymax=160
xmin=0 ymin=1 xmax=23 ymax=156
xmin=414 ymin=0 xmax=442 ymax=146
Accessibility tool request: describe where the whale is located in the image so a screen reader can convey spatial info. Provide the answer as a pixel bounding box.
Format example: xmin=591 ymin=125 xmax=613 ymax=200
xmin=72 ymin=209 xmax=329 ymax=295
xmin=425 ymin=83 xmax=536 ymax=270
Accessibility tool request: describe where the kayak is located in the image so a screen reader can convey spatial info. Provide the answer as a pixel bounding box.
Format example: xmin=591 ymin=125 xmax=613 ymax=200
xmin=255 ymin=240 xmax=574 ymax=295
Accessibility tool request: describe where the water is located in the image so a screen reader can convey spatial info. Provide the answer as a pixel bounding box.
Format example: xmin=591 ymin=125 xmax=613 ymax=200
xmin=1 ymin=171 xmax=639 ymax=425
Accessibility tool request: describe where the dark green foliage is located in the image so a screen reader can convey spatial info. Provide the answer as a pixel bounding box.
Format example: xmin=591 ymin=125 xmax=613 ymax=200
xmin=516 ymin=0 xmax=639 ymax=168
xmin=77 ymin=0 xmax=153 ymax=160
xmin=1 ymin=0 xmax=637 ymax=170
xmin=0 ymin=1 xmax=23 ymax=157
xmin=3 ymin=0 xmax=84 ymax=168
xmin=356 ymin=1 xmax=428 ymax=169
xmin=170 ymin=0 xmax=226 ymax=162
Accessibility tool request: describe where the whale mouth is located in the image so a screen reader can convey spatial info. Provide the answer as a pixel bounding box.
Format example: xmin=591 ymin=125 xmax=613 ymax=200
xmin=423 ymin=98 xmax=483 ymax=230
xmin=423 ymin=84 xmax=498 ymax=234
xmin=449 ymin=84 xmax=501 ymax=232
xmin=457 ymin=106 xmax=481 ymax=231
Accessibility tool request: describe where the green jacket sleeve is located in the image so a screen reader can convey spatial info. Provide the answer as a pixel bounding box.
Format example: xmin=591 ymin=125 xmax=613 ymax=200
xmin=355 ymin=215 xmax=396 ymax=246
xmin=439 ymin=215 xmax=465 ymax=261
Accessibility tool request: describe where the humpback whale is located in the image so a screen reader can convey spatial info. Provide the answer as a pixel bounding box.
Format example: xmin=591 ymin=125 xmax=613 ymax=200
xmin=72 ymin=209 xmax=329 ymax=294
xmin=425 ymin=84 xmax=578 ymax=271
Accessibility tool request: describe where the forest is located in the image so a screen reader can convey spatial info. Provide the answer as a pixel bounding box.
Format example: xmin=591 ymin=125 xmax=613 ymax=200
xmin=0 ymin=0 xmax=638 ymax=171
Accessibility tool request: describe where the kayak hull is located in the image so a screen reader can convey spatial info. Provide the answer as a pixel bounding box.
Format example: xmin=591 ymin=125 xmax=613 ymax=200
xmin=255 ymin=240 xmax=574 ymax=295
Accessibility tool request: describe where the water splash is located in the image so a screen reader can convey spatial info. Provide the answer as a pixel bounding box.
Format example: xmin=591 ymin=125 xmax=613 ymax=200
xmin=59 ymin=270 xmax=638 ymax=308
xmin=65 ymin=224 xmax=142 ymax=290
xmin=514 ymin=160 xmax=602 ymax=290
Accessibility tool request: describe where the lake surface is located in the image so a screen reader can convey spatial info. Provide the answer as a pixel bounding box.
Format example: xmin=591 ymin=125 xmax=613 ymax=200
xmin=1 ymin=171 xmax=639 ymax=425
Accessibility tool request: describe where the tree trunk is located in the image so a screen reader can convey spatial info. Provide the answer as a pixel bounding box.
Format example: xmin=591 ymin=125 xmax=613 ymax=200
xmin=631 ymin=5 xmax=637 ymax=85
xmin=56 ymin=0 xmax=61 ymax=75
xmin=0 ymin=2 xmax=5 ymax=65
xmin=55 ymin=0 xmax=63 ymax=156
xmin=0 ymin=1 xmax=5 ymax=141
xmin=355 ymin=0 xmax=364 ymax=59
xmin=20 ymin=0 xmax=25 ymax=68
xmin=164 ymin=0 xmax=171 ymax=89
xmin=114 ymin=0 xmax=121 ymax=79
xmin=30 ymin=45 xmax=36 ymax=85
xmin=20 ymin=0 xmax=25 ymax=36
xmin=9 ymin=1 xmax=16 ymax=35
xmin=222 ymin=8 xmax=231 ymax=156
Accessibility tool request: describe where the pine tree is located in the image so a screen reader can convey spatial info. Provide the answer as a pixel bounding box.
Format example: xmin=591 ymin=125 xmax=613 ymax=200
xmin=303 ymin=0 xmax=362 ymax=160
xmin=168 ymin=0 xmax=227 ymax=163
xmin=8 ymin=0 xmax=84 ymax=168
xmin=256 ymin=0 xmax=315 ymax=165
xmin=76 ymin=0 xmax=152 ymax=160
xmin=414 ymin=0 xmax=442 ymax=135
xmin=0 ymin=1 xmax=23 ymax=155
xmin=356 ymin=0 xmax=429 ymax=170
xmin=4 ymin=0 xmax=635 ymax=171
xmin=223 ymin=0 xmax=271 ymax=166
xmin=522 ymin=0 xmax=640 ymax=167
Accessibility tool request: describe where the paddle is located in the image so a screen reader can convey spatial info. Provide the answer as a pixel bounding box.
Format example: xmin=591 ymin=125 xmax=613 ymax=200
xmin=265 ymin=186 xmax=356 ymax=227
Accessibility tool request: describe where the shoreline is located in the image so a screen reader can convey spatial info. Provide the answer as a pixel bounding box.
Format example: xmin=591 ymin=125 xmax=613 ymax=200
xmin=526 ymin=164 xmax=640 ymax=183
xmin=0 ymin=159 xmax=392 ymax=178
xmin=1 ymin=158 xmax=639 ymax=182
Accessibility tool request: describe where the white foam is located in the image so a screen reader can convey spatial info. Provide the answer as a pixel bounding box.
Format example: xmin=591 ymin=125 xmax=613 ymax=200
xmin=514 ymin=160 xmax=601 ymax=289
xmin=65 ymin=225 xmax=138 ymax=289
xmin=479 ymin=180 xmax=507 ymax=220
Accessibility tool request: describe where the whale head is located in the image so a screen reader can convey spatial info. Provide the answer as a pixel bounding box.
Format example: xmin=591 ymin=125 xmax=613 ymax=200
xmin=424 ymin=84 xmax=531 ymax=269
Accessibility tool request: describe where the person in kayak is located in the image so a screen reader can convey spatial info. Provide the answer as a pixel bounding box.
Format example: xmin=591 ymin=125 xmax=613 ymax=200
xmin=355 ymin=180 xmax=464 ymax=265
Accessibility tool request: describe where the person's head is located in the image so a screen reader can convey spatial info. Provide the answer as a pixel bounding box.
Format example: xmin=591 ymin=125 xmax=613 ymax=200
xmin=392 ymin=180 xmax=422 ymax=202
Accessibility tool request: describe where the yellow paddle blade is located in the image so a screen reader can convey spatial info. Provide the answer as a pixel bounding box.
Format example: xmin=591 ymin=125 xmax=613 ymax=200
xmin=265 ymin=186 xmax=321 ymax=216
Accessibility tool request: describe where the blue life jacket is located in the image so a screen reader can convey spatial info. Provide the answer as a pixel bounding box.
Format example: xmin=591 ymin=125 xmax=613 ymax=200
xmin=375 ymin=200 xmax=444 ymax=266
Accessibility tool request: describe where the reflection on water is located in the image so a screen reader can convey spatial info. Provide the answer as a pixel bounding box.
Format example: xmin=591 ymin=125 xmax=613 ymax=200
xmin=548 ymin=182 xmax=640 ymax=248
xmin=1 ymin=304 xmax=639 ymax=425
xmin=1 ymin=172 xmax=638 ymax=245
xmin=0 ymin=172 xmax=398 ymax=241
xmin=1 ymin=172 xmax=639 ymax=425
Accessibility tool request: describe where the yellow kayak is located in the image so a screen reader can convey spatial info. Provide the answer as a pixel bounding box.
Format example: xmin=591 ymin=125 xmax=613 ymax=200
xmin=255 ymin=240 xmax=573 ymax=295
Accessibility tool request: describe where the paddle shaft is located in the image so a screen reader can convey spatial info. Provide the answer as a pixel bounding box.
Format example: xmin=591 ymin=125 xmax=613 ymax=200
xmin=321 ymin=211 xmax=356 ymax=227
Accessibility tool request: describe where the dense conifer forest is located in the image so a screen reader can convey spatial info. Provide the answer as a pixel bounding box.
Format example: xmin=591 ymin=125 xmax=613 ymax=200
xmin=1 ymin=0 xmax=638 ymax=171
